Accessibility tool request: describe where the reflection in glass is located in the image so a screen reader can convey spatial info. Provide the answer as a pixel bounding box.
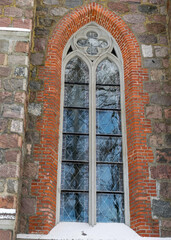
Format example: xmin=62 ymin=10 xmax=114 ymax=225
xmin=97 ymin=164 xmax=123 ymax=192
xmin=60 ymin=193 xmax=88 ymax=222
xmin=96 ymin=59 xmax=120 ymax=85
xmin=96 ymin=110 xmax=121 ymax=135
xmin=61 ymin=163 xmax=88 ymax=190
xmin=97 ymin=194 xmax=124 ymax=222
xmin=62 ymin=135 xmax=89 ymax=161
xmin=96 ymin=137 xmax=122 ymax=162
xmin=65 ymin=57 xmax=89 ymax=83
xmin=64 ymin=84 xmax=89 ymax=108
xmin=63 ymin=109 xmax=89 ymax=133
xmin=96 ymin=86 xmax=120 ymax=109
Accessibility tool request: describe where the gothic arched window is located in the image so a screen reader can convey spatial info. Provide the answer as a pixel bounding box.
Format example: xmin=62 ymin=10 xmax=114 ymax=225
xmin=57 ymin=23 xmax=129 ymax=226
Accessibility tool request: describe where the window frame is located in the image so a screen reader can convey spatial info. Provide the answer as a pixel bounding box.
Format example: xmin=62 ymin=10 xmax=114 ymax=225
xmin=56 ymin=22 xmax=130 ymax=226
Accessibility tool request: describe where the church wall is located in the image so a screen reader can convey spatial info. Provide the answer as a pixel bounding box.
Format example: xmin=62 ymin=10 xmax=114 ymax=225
xmin=0 ymin=0 xmax=170 ymax=239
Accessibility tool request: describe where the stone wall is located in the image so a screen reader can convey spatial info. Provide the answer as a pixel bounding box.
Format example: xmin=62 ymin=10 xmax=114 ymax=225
xmin=18 ymin=0 xmax=171 ymax=238
xmin=0 ymin=1 xmax=34 ymax=239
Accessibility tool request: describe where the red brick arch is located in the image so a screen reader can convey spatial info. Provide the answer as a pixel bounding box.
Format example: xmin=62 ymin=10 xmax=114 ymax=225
xmin=30 ymin=3 xmax=159 ymax=236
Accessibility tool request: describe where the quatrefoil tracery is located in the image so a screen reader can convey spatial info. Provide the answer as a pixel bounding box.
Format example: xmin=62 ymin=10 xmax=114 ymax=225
xmin=76 ymin=31 xmax=109 ymax=56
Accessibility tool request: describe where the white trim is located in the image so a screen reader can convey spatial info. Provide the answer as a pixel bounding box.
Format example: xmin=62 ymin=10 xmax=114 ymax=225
xmin=0 ymin=27 xmax=31 ymax=32
xmin=0 ymin=208 xmax=16 ymax=214
xmin=56 ymin=22 xmax=130 ymax=226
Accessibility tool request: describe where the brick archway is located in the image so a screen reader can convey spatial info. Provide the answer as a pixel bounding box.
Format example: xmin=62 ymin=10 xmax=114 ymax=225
xmin=30 ymin=3 xmax=159 ymax=236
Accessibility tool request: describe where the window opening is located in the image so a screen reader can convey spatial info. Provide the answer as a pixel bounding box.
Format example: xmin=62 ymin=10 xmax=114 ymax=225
xmin=57 ymin=23 xmax=129 ymax=226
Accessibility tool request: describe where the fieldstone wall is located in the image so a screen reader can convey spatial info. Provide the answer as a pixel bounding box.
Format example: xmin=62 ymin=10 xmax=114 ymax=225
xmin=0 ymin=1 xmax=34 ymax=240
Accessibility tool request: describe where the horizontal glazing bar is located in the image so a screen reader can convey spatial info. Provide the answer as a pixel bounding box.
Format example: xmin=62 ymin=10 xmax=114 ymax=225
xmin=96 ymin=134 xmax=122 ymax=137
xmin=65 ymin=81 xmax=89 ymax=86
xmin=97 ymin=191 xmax=124 ymax=194
xmin=63 ymin=132 xmax=89 ymax=136
xmin=96 ymin=161 xmax=123 ymax=165
xmin=61 ymin=189 xmax=89 ymax=193
xmin=62 ymin=160 xmax=89 ymax=164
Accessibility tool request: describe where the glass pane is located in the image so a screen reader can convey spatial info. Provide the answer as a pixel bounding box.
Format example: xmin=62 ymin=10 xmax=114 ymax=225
xmin=63 ymin=109 xmax=89 ymax=133
xmin=64 ymin=84 xmax=89 ymax=108
xmin=96 ymin=110 xmax=121 ymax=135
xmin=96 ymin=59 xmax=120 ymax=85
xmin=61 ymin=163 xmax=88 ymax=190
xmin=65 ymin=57 xmax=89 ymax=83
xmin=62 ymin=135 xmax=89 ymax=161
xmin=97 ymin=194 xmax=124 ymax=223
xmin=96 ymin=86 xmax=120 ymax=109
xmin=96 ymin=136 xmax=122 ymax=163
xmin=97 ymin=164 xmax=123 ymax=192
xmin=60 ymin=192 xmax=88 ymax=222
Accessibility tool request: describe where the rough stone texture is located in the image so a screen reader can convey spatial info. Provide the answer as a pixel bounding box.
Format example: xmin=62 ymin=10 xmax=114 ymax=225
xmin=34 ymin=38 xmax=46 ymax=51
xmin=3 ymin=78 xmax=27 ymax=91
xmin=154 ymin=46 xmax=169 ymax=57
xmin=139 ymin=34 xmax=157 ymax=44
xmin=11 ymin=120 xmax=23 ymax=133
xmin=0 ymin=180 xmax=5 ymax=192
xmin=0 ymin=134 xmax=21 ymax=148
xmin=23 ymin=162 xmax=38 ymax=178
xmin=151 ymin=165 xmax=171 ymax=179
xmin=150 ymin=69 xmax=165 ymax=81
xmin=0 ymin=164 xmax=17 ymax=178
xmin=3 ymin=104 xmax=24 ymax=119
xmin=0 ymin=230 xmax=12 ymax=240
xmin=0 ymin=66 xmax=11 ymax=77
xmin=152 ymin=199 xmax=171 ymax=218
xmin=146 ymin=105 xmax=162 ymax=119
xmin=30 ymin=53 xmax=44 ymax=65
xmin=0 ymin=0 xmax=13 ymax=5
xmin=0 ymin=40 xmax=9 ymax=53
xmin=65 ymin=0 xmax=83 ymax=8
xmin=5 ymin=150 xmax=20 ymax=163
xmin=156 ymin=149 xmax=171 ymax=163
xmin=43 ymin=0 xmax=59 ymax=4
xmin=153 ymin=122 xmax=167 ymax=134
xmin=21 ymin=198 xmax=36 ymax=215
xmin=164 ymin=108 xmax=171 ymax=119
xmin=144 ymin=58 xmax=162 ymax=68
xmin=143 ymin=82 xmax=160 ymax=92
xmin=15 ymin=41 xmax=29 ymax=53
xmin=14 ymin=67 xmax=28 ymax=77
xmin=0 ymin=196 xmax=15 ymax=208
xmin=123 ymin=14 xmax=145 ymax=23
xmin=150 ymin=94 xmax=171 ymax=106
xmin=7 ymin=179 xmax=18 ymax=193
xmin=16 ymin=0 xmax=33 ymax=7
xmin=138 ymin=4 xmax=157 ymax=14
xmin=149 ymin=135 xmax=163 ymax=147
xmin=142 ymin=45 xmax=153 ymax=57
xmin=50 ymin=7 xmax=69 ymax=16
xmin=160 ymin=182 xmax=171 ymax=199
xmin=28 ymin=103 xmax=42 ymax=116
xmin=146 ymin=23 xmax=166 ymax=34
xmin=108 ymin=2 xmax=129 ymax=13
xmin=4 ymin=7 xmax=23 ymax=17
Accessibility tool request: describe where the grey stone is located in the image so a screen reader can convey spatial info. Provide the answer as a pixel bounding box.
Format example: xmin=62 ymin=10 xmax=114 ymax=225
xmin=50 ymin=7 xmax=69 ymax=16
xmin=3 ymin=104 xmax=24 ymax=119
xmin=166 ymin=134 xmax=171 ymax=146
xmin=29 ymin=81 xmax=42 ymax=91
xmin=138 ymin=4 xmax=157 ymax=14
xmin=144 ymin=58 xmax=162 ymax=68
xmin=43 ymin=0 xmax=59 ymax=4
xmin=0 ymin=151 xmax=5 ymax=164
xmin=156 ymin=149 xmax=171 ymax=163
xmin=7 ymin=179 xmax=18 ymax=193
xmin=3 ymin=79 xmax=27 ymax=91
xmin=36 ymin=6 xmax=48 ymax=15
xmin=28 ymin=103 xmax=41 ymax=116
xmin=0 ymin=119 xmax=8 ymax=132
xmin=123 ymin=14 xmax=145 ymax=23
xmin=0 ymin=40 xmax=9 ymax=53
xmin=139 ymin=34 xmax=157 ymax=44
xmin=11 ymin=120 xmax=23 ymax=133
xmin=152 ymin=199 xmax=171 ymax=218
xmin=34 ymin=38 xmax=46 ymax=52
xmin=150 ymin=69 xmax=165 ymax=81
xmin=8 ymin=55 xmax=28 ymax=65
xmin=65 ymin=0 xmax=83 ymax=8
xmin=154 ymin=46 xmax=169 ymax=58
xmin=0 ymin=180 xmax=5 ymax=193
xmin=142 ymin=45 xmax=153 ymax=57
xmin=150 ymin=94 xmax=171 ymax=106
xmin=0 ymin=164 xmax=17 ymax=178
xmin=35 ymin=28 xmax=49 ymax=37
xmin=31 ymin=53 xmax=44 ymax=65
xmin=39 ymin=18 xmax=55 ymax=27
xmin=14 ymin=67 xmax=28 ymax=77
xmin=25 ymin=131 xmax=40 ymax=143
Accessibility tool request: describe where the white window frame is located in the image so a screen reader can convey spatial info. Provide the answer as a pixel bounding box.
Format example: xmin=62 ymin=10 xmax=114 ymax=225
xmin=56 ymin=22 xmax=130 ymax=226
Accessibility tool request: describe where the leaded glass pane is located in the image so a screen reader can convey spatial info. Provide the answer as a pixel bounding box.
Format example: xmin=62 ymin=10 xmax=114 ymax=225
xmin=64 ymin=84 xmax=89 ymax=108
xmin=60 ymin=193 xmax=88 ymax=222
xmin=61 ymin=163 xmax=88 ymax=190
xmin=65 ymin=57 xmax=89 ymax=83
xmin=96 ymin=86 xmax=120 ymax=109
xmin=96 ymin=59 xmax=120 ymax=85
xmin=97 ymin=194 xmax=124 ymax=223
xmin=63 ymin=109 xmax=89 ymax=133
xmin=96 ymin=164 xmax=123 ymax=192
xmin=62 ymin=135 xmax=89 ymax=161
xmin=96 ymin=110 xmax=121 ymax=135
xmin=96 ymin=137 xmax=122 ymax=162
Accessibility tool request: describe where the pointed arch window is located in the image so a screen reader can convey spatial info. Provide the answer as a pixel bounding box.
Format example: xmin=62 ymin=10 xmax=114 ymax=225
xmin=57 ymin=23 xmax=129 ymax=226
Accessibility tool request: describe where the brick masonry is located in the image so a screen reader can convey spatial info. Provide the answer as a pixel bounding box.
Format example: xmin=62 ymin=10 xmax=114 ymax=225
xmin=0 ymin=0 xmax=170 ymax=239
